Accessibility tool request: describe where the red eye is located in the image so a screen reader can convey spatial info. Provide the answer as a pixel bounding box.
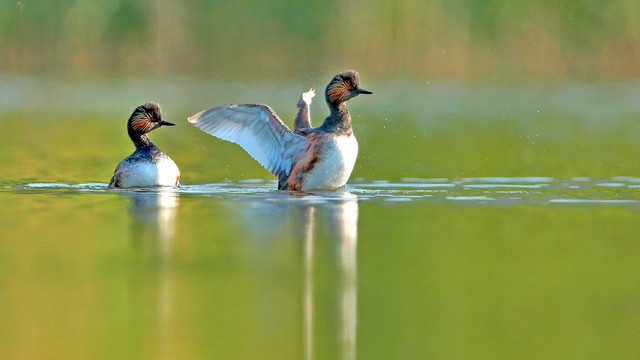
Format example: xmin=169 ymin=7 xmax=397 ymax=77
xmin=347 ymin=85 xmax=354 ymax=90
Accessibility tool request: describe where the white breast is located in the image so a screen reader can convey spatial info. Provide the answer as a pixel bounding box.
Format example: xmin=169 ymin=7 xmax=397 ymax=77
xmin=155 ymin=157 xmax=181 ymax=186
xmin=119 ymin=157 xmax=180 ymax=188
xmin=302 ymin=135 xmax=358 ymax=191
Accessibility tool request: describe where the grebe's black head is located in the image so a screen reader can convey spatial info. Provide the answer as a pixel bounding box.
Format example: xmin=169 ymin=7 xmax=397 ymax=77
xmin=127 ymin=102 xmax=174 ymax=137
xmin=325 ymin=70 xmax=372 ymax=104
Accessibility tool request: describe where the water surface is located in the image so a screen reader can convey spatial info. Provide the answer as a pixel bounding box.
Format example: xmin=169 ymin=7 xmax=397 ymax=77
xmin=2 ymin=177 xmax=640 ymax=359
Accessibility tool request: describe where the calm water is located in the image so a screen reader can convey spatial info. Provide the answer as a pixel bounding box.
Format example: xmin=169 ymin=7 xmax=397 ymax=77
xmin=2 ymin=78 xmax=640 ymax=359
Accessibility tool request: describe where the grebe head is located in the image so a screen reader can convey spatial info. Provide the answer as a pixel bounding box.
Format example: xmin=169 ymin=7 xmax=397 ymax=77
xmin=325 ymin=70 xmax=372 ymax=105
xmin=127 ymin=102 xmax=174 ymax=138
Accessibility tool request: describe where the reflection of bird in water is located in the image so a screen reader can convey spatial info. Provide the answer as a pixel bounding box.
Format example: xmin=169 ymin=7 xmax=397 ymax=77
xmin=302 ymin=198 xmax=358 ymax=360
xmin=188 ymin=71 xmax=372 ymax=191
xmin=127 ymin=190 xmax=179 ymax=258
xmin=125 ymin=189 xmax=179 ymax=343
xmin=232 ymin=192 xmax=358 ymax=360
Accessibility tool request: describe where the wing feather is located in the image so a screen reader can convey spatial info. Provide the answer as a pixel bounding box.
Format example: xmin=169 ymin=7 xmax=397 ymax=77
xmin=188 ymin=104 xmax=307 ymax=178
xmin=294 ymin=89 xmax=315 ymax=131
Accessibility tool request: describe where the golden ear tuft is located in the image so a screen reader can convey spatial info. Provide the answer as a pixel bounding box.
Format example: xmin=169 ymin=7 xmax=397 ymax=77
xmin=132 ymin=118 xmax=152 ymax=133
xmin=328 ymin=81 xmax=348 ymax=103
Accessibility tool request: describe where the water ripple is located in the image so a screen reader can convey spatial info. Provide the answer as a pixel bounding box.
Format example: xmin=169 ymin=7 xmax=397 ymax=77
xmin=3 ymin=177 xmax=640 ymax=205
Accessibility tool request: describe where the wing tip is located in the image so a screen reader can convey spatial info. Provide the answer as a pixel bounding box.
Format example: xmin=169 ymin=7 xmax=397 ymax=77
xmin=188 ymin=104 xmax=243 ymax=125
xmin=187 ymin=112 xmax=200 ymax=124
xmin=302 ymin=89 xmax=315 ymax=105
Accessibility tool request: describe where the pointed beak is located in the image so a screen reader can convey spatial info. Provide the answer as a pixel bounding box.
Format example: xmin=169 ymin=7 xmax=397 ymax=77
xmin=356 ymin=88 xmax=373 ymax=95
xmin=159 ymin=120 xmax=175 ymax=126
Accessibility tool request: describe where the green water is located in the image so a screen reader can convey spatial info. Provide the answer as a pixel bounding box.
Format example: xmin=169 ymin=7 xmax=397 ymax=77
xmin=2 ymin=79 xmax=640 ymax=359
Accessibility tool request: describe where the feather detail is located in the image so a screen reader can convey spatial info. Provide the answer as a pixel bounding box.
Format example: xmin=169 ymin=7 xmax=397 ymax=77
xmin=286 ymin=133 xmax=323 ymax=190
xmin=301 ymin=88 xmax=315 ymax=106
xmin=294 ymin=89 xmax=315 ymax=132
xmin=188 ymin=104 xmax=307 ymax=178
xmin=327 ymin=79 xmax=349 ymax=103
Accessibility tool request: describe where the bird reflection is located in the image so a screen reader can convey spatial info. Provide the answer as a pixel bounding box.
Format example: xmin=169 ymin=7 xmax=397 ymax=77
xmin=124 ymin=189 xmax=179 ymax=342
xmin=127 ymin=189 xmax=179 ymax=259
xmin=236 ymin=191 xmax=358 ymax=360
xmin=121 ymin=188 xmax=358 ymax=359
xmin=302 ymin=196 xmax=358 ymax=360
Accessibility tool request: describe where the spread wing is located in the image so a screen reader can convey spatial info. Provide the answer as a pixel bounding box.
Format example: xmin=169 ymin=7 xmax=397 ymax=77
xmin=188 ymin=104 xmax=308 ymax=178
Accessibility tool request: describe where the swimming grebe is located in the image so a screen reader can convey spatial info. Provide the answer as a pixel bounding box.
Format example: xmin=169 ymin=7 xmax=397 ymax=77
xmin=109 ymin=102 xmax=180 ymax=188
xmin=188 ymin=70 xmax=371 ymax=191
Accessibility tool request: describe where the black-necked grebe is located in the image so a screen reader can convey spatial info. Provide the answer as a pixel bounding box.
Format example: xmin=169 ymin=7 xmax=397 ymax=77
xmin=109 ymin=102 xmax=180 ymax=188
xmin=188 ymin=70 xmax=371 ymax=191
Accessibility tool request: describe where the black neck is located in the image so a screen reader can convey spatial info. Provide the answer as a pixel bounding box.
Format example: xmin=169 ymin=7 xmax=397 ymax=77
xmin=129 ymin=132 xmax=154 ymax=150
xmin=320 ymin=102 xmax=352 ymax=134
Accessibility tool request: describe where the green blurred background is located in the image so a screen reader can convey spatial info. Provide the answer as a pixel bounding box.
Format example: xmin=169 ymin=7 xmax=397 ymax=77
xmin=3 ymin=2 xmax=640 ymax=360
xmin=2 ymin=0 xmax=639 ymax=80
